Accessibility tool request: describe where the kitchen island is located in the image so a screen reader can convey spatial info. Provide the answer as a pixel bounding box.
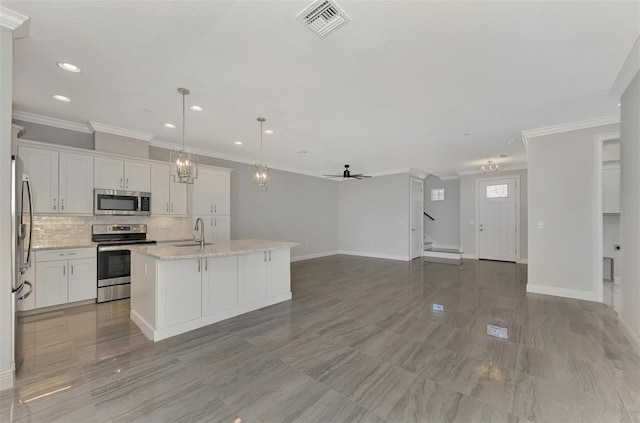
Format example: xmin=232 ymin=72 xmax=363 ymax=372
xmin=129 ymin=239 xmax=298 ymax=341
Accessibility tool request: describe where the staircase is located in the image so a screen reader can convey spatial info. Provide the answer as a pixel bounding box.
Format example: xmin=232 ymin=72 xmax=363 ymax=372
xmin=423 ymin=244 xmax=463 ymax=265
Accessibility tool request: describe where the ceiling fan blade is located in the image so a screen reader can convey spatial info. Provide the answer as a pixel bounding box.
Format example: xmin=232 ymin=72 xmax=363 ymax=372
xmin=323 ymin=175 xmax=343 ymax=178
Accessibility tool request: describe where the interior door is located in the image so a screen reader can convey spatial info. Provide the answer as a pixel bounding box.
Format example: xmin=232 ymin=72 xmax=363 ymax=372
xmin=410 ymin=178 xmax=424 ymax=259
xmin=478 ymin=178 xmax=517 ymax=262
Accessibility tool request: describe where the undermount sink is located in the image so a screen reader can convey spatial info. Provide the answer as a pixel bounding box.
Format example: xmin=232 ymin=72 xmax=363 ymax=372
xmin=171 ymin=243 xmax=215 ymax=247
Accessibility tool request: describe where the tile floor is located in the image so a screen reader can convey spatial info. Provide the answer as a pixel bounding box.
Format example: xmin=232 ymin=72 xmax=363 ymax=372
xmin=1 ymin=256 xmax=639 ymax=422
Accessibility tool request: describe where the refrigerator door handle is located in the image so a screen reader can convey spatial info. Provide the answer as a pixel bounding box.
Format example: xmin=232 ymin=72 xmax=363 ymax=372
xmin=17 ymin=281 xmax=33 ymax=300
xmin=12 ymin=281 xmax=24 ymax=294
xmin=21 ymin=178 xmax=33 ymax=273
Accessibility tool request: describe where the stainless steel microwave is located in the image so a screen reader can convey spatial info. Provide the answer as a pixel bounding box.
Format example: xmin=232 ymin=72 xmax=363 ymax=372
xmin=94 ymin=189 xmax=151 ymax=216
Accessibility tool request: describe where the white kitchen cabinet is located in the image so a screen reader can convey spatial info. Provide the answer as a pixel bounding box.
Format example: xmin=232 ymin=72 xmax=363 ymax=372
xmin=151 ymin=163 xmax=187 ymax=216
xmin=213 ymin=216 xmax=231 ymax=242
xmin=603 ymin=165 xmax=621 ymax=213
xmin=239 ymin=251 xmax=268 ymax=306
xmin=95 ymin=156 xmax=150 ymax=192
xmin=191 ymin=166 xmax=232 ymax=215
xmin=35 ymin=248 xmax=97 ymax=308
xmin=159 ymin=259 xmax=202 ymax=328
xmin=19 ymin=146 xmax=93 ymax=214
xmin=267 ymin=248 xmax=291 ymax=298
xmin=58 ymin=152 xmax=94 ymax=214
xmin=202 ymin=255 xmax=238 ymax=316
xmin=19 ymin=146 xmax=59 ymax=213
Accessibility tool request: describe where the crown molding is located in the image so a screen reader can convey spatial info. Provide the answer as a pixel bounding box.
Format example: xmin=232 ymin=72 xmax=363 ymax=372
xmin=12 ymin=124 xmax=24 ymax=138
xmin=88 ymin=121 xmax=154 ymax=142
xmin=610 ymin=36 xmax=640 ymax=98
xmin=409 ymin=168 xmax=429 ymax=179
xmin=439 ymin=175 xmax=460 ymax=181
xmin=0 ymin=7 xmax=30 ymax=38
xmin=521 ymin=115 xmax=620 ymax=149
xmin=13 ymin=110 xmax=92 ymax=134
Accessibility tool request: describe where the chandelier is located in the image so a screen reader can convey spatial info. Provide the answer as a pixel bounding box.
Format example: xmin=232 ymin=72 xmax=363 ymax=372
xmin=253 ymin=117 xmax=270 ymax=191
xmin=480 ymin=160 xmax=500 ymax=174
xmin=170 ymin=88 xmax=198 ymax=184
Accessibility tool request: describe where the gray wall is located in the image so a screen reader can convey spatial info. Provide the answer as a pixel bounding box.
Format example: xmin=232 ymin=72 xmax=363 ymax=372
xmin=603 ymin=215 xmax=620 ymax=278
xmin=13 ymin=119 xmax=93 ymax=149
xmin=527 ymin=124 xmax=618 ymax=297
xmin=338 ymin=173 xmax=410 ymax=260
xmin=423 ymin=175 xmax=460 ymax=247
xmin=620 ymin=70 xmax=640 ymax=342
xmin=149 ymin=147 xmax=339 ymax=259
xmin=459 ymin=169 xmax=528 ymax=259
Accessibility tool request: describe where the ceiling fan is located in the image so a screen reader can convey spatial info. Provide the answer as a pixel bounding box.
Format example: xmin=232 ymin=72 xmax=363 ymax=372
xmin=324 ymin=164 xmax=372 ymax=180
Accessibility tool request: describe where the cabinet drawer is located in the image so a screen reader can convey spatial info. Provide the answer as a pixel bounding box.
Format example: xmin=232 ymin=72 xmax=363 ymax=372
xmin=37 ymin=248 xmax=96 ymax=262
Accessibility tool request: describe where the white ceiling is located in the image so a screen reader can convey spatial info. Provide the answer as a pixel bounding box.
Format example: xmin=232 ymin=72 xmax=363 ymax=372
xmin=7 ymin=1 xmax=639 ymax=177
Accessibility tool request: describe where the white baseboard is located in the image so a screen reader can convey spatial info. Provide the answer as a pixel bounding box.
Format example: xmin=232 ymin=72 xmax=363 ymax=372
xmin=526 ymin=284 xmax=596 ymax=302
xmin=290 ymin=251 xmax=339 ymax=262
xmin=462 ymin=253 xmax=477 ymax=260
xmin=0 ymin=367 xmax=14 ymax=391
xmin=338 ymin=250 xmax=410 ymax=262
xmin=423 ymin=250 xmax=461 ymax=259
xmin=517 ymin=258 xmax=528 ymax=264
xmin=619 ymin=315 xmax=640 ymax=357
xmin=432 ymin=243 xmax=461 ymax=250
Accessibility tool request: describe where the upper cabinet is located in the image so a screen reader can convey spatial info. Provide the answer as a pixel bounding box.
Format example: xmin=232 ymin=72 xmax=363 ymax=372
xmin=95 ymin=156 xmax=150 ymax=192
xmin=192 ymin=166 xmax=232 ymax=215
xmin=19 ymin=146 xmax=93 ymax=214
xmin=151 ymin=163 xmax=187 ymax=215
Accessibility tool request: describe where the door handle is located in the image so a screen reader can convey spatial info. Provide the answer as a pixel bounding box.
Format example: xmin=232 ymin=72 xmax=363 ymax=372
xmin=17 ymin=281 xmax=32 ymax=300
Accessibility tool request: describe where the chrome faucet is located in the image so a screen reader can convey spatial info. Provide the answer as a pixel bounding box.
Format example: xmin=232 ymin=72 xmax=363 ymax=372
xmin=193 ymin=217 xmax=205 ymax=250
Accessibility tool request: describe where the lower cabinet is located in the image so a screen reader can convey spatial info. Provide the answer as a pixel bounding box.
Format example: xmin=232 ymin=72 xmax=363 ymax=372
xmin=34 ymin=248 xmax=97 ymax=309
xmin=239 ymin=248 xmax=291 ymax=305
xmin=202 ymin=255 xmax=238 ymax=316
xmin=160 ymin=259 xmax=202 ymax=328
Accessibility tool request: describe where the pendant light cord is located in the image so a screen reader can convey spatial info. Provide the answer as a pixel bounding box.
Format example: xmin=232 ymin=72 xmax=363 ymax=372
xmin=260 ymin=120 xmax=263 ymax=164
xmin=182 ymin=92 xmax=186 ymax=150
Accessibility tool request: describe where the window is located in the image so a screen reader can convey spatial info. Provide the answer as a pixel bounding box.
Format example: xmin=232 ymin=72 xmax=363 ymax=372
xmin=486 ymin=184 xmax=508 ymax=198
xmin=431 ymin=188 xmax=444 ymax=201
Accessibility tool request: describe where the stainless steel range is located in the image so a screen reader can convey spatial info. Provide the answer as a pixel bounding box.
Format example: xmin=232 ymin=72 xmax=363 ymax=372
xmin=93 ymin=224 xmax=156 ymax=303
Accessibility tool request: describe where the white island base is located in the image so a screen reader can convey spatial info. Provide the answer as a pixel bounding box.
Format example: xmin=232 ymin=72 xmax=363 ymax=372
xmin=129 ymin=240 xmax=296 ymax=342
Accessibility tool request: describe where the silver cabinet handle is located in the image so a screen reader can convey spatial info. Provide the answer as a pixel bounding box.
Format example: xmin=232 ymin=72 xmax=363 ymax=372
xmin=210 ymin=205 xmax=213 ymax=213
xmin=264 ymin=251 xmax=267 ymax=262
xmin=53 ymin=198 xmax=57 ymax=210
xmin=211 ymin=218 xmax=213 ymax=226
xmin=61 ymin=199 xmax=64 ymax=211
xmin=120 ymin=178 xmax=123 ymax=189
xmin=63 ymin=265 xmax=66 ymax=276
xmin=269 ymin=251 xmax=271 ymax=261
xmin=171 ymin=203 xmax=174 ymax=213
xmin=197 ymin=260 xmax=201 ymax=273
xmin=205 ymin=259 xmax=208 ymax=271
xmin=71 ymin=265 xmax=74 ymax=275
xmin=214 ymin=204 xmax=217 ymax=213
xmin=214 ymin=218 xmax=217 ymax=227
xmin=126 ymin=178 xmax=129 ymax=189
xmin=166 ymin=203 xmax=169 ymax=212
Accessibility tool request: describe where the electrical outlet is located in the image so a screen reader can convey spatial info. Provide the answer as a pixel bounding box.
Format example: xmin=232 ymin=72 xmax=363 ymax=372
xmin=487 ymin=324 xmax=509 ymax=340
xmin=614 ymin=245 xmax=621 ymax=251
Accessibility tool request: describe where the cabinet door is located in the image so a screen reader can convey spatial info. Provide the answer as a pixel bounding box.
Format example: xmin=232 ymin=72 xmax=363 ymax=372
xmin=20 ymin=146 xmax=59 ymax=213
xmin=160 ymin=259 xmax=202 ymax=328
xmin=213 ymin=216 xmax=231 ymax=242
xmin=150 ymin=163 xmax=170 ymax=215
xmin=239 ymin=252 xmax=268 ymax=306
xmin=59 ymin=152 xmax=94 ymax=214
xmin=202 ymin=255 xmax=238 ymax=316
xmin=124 ymin=161 xmax=151 ymax=192
xmin=267 ymin=249 xmax=291 ymax=297
xmin=192 ymin=167 xmax=214 ymax=215
xmin=68 ymin=258 xmax=97 ymax=302
xmin=213 ymin=171 xmax=231 ymax=215
xmin=35 ymin=261 xmax=68 ymax=308
xmin=170 ymin=176 xmax=187 ymax=215
xmin=95 ymin=157 xmax=124 ymax=190
xmin=603 ymin=167 xmax=621 ymax=213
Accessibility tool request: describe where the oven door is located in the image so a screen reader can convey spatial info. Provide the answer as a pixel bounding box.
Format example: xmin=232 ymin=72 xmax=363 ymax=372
xmin=97 ymin=248 xmax=131 ymax=287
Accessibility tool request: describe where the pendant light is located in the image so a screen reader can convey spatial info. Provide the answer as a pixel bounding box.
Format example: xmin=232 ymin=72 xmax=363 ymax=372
xmin=170 ymin=87 xmax=198 ymax=184
xmin=253 ymin=117 xmax=270 ymax=191
xmin=480 ymin=160 xmax=500 ymax=174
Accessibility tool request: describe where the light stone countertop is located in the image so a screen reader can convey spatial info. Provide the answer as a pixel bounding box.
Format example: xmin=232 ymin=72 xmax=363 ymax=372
xmin=32 ymin=241 xmax=97 ymax=251
xmin=129 ymin=239 xmax=299 ymax=260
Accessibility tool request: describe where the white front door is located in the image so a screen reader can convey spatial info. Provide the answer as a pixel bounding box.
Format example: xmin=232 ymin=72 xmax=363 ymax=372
xmin=478 ymin=178 xmax=517 ymax=262
xmin=410 ymin=178 xmax=424 ymax=259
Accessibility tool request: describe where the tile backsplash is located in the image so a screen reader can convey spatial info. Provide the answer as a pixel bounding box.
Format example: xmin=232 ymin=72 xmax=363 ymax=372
xmin=32 ymin=215 xmax=193 ymax=246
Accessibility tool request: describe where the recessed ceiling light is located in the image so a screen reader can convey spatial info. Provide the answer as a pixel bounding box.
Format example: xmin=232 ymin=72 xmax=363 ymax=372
xmin=52 ymin=94 xmax=71 ymax=102
xmin=618 ymin=103 xmax=621 ymax=107
xmin=264 ymin=129 xmax=274 ymax=135
xmin=297 ymin=150 xmax=311 ymax=154
xmin=234 ymin=141 xmax=243 ymax=145
xmin=164 ymin=123 xmax=176 ymax=129
xmin=57 ymin=62 xmax=81 ymax=73
xmin=463 ymin=133 xmax=470 ymax=136
xmin=190 ymin=105 xmax=203 ymax=112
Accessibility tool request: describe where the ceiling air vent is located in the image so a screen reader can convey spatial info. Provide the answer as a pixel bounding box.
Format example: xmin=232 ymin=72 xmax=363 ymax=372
xmin=296 ymin=0 xmax=351 ymax=39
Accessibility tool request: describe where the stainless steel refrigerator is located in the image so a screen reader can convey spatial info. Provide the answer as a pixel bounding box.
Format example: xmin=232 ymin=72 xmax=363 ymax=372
xmin=11 ymin=155 xmax=33 ymax=373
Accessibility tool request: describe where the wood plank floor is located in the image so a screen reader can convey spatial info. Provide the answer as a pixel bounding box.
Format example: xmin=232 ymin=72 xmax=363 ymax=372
xmin=1 ymin=256 xmax=638 ymax=422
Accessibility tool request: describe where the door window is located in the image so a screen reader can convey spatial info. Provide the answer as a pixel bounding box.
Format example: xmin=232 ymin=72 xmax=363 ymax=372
xmin=486 ymin=184 xmax=508 ymax=198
